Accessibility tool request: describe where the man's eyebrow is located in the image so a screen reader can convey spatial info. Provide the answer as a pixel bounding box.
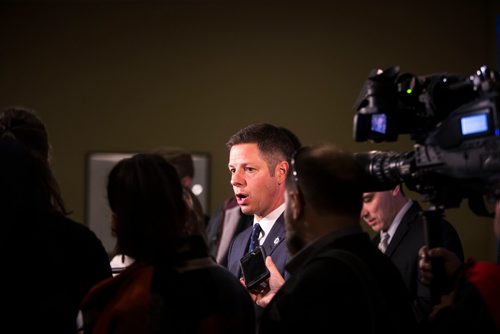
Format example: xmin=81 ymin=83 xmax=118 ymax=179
xmin=228 ymin=162 xmax=250 ymax=168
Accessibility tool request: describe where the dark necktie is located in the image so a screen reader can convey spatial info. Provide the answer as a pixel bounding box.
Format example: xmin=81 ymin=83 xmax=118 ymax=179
xmin=248 ymin=223 xmax=262 ymax=253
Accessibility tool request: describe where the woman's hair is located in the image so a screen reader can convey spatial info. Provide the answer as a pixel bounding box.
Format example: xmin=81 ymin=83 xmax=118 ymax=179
xmin=0 ymin=107 xmax=67 ymax=214
xmin=107 ymin=153 xmax=188 ymax=264
xmin=0 ymin=137 xmax=50 ymax=220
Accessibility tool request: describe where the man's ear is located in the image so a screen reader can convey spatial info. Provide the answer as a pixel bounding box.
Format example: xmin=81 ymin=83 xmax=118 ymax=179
xmin=391 ymin=184 xmax=401 ymax=196
xmin=276 ymin=161 xmax=289 ymax=184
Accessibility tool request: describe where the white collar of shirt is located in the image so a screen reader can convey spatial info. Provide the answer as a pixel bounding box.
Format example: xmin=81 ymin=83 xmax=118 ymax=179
xmin=253 ymin=203 xmax=285 ymax=245
xmin=385 ymin=199 xmax=412 ymax=244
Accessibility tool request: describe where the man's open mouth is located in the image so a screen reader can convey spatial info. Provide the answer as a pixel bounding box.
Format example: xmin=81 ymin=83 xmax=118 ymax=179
xmin=236 ymin=193 xmax=248 ymax=200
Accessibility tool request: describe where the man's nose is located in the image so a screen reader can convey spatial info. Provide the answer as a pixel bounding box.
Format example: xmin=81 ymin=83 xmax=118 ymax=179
xmin=360 ymin=207 xmax=368 ymax=219
xmin=231 ymin=171 xmax=244 ymax=187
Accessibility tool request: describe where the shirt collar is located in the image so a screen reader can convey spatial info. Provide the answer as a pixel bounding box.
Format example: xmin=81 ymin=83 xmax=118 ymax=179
xmin=253 ymin=203 xmax=285 ymax=244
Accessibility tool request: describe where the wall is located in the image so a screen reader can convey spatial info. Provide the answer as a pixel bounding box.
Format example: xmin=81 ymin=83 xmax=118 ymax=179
xmin=0 ymin=0 xmax=498 ymax=260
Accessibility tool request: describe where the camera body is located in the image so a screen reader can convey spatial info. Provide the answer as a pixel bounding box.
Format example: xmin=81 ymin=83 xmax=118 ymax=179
xmin=353 ymin=65 xmax=500 ymax=213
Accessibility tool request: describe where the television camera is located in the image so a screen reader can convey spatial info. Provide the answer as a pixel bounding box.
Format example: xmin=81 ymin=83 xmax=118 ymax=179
xmin=353 ymin=65 xmax=500 ymax=215
xmin=353 ymin=65 xmax=500 ymax=301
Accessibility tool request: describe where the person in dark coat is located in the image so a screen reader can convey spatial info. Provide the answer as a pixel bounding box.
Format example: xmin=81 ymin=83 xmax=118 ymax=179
xmin=0 ymin=107 xmax=112 ymax=333
xmin=258 ymin=144 xmax=418 ymax=333
xmin=360 ymin=185 xmax=464 ymax=322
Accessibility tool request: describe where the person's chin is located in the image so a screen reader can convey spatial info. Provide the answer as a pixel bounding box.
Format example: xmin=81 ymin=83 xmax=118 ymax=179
xmin=240 ymin=206 xmax=254 ymax=215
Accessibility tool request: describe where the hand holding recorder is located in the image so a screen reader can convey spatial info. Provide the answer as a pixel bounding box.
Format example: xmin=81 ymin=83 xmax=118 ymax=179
xmin=240 ymin=252 xmax=284 ymax=308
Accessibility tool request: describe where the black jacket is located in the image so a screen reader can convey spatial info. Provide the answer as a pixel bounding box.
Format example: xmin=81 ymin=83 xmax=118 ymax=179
xmin=260 ymin=227 xmax=417 ymax=333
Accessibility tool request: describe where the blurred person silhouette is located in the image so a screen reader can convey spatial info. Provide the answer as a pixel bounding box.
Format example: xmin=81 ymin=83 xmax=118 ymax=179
xmin=152 ymin=147 xmax=196 ymax=188
xmin=418 ymin=198 xmax=500 ymax=333
xmin=208 ymin=126 xmax=300 ymax=267
xmin=152 ymin=146 xmax=207 ymax=234
xmin=0 ymin=107 xmax=112 ymax=333
xmin=360 ymin=185 xmax=464 ymax=322
xmin=110 ymin=146 xmax=207 ymax=274
xmin=206 ymin=195 xmax=252 ymax=265
xmin=80 ymin=153 xmax=255 ymax=334
xmin=258 ymin=144 xmax=418 ymax=333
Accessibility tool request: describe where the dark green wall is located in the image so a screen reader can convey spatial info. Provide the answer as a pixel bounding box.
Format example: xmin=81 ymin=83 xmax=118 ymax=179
xmin=1 ymin=0 xmax=498 ymax=261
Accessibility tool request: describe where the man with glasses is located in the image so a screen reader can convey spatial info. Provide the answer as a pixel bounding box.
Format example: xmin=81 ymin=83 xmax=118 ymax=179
xmin=258 ymin=144 xmax=418 ymax=333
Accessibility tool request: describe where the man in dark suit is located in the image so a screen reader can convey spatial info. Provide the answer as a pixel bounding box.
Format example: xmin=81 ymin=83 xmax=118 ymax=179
xmin=259 ymin=144 xmax=417 ymax=333
xmin=225 ymin=123 xmax=299 ymax=327
xmin=361 ymin=184 xmax=464 ymax=323
xmin=210 ymin=125 xmax=301 ymax=270
xmin=225 ymin=123 xmax=299 ymax=281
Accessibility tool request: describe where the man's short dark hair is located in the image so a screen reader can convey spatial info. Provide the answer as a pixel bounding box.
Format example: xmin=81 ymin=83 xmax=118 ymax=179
xmin=226 ymin=123 xmax=299 ymax=173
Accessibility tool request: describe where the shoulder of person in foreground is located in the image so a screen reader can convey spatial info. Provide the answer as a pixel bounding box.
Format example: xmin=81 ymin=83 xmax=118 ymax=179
xmin=149 ymin=256 xmax=256 ymax=334
xmin=53 ymin=213 xmax=112 ymax=280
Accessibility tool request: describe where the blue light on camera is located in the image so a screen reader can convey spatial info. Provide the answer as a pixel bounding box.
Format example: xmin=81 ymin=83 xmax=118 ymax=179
xmin=371 ymin=114 xmax=387 ymax=134
xmin=461 ymin=113 xmax=488 ymax=136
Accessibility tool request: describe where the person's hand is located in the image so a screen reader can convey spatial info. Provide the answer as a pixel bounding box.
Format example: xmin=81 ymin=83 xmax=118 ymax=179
xmin=240 ymin=256 xmax=285 ymax=308
xmin=418 ymin=245 xmax=462 ymax=286
xmin=419 ymin=245 xmax=463 ymax=318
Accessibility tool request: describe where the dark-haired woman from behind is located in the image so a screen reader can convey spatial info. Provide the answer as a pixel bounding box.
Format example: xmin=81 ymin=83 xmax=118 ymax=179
xmin=80 ymin=153 xmax=255 ymax=334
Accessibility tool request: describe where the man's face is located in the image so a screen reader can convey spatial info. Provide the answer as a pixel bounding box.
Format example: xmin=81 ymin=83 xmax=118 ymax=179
xmin=360 ymin=191 xmax=397 ymax=233
xmin=228 ymin=143 xmax=285 ymax=220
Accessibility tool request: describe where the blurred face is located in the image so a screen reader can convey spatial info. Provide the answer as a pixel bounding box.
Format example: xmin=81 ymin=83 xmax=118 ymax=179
xmin=228 ymin=143 xmax=287 ymax=220
xmin=360 ymin=190 xmax=399 ymax=233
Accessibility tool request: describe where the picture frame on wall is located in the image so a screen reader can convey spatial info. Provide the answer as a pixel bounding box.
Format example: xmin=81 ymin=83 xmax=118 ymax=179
xmin=85 ymin=151 xmax=210 ymax=254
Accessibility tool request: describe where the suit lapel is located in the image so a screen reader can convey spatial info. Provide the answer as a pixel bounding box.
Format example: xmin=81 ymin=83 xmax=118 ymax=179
xmin=385 ymin=202 xmax=421 ymax=256
xmin=261 ymin=214 xmax=286 ymax=257
xmin=228 ymin=226 xmax=252 ymax=277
